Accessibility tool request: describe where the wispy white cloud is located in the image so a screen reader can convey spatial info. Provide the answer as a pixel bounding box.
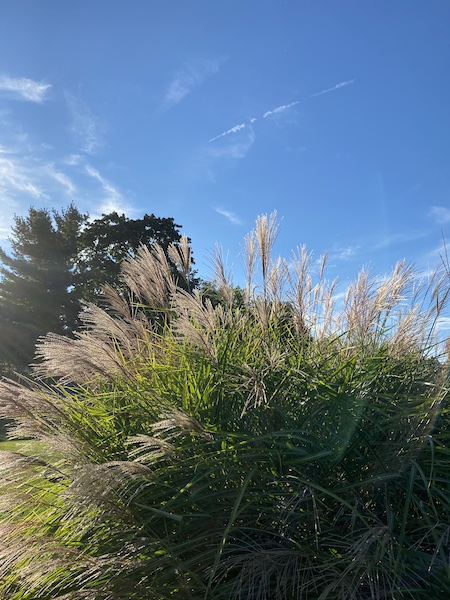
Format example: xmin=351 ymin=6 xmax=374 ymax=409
xmin=329 ymin=229 xmax=430 ymax=263
xmin=0 ymin=152 xmax=134 ymax=243
xmin=0 ymin=146 xmax=82 ymax=242
xmin=263 ymin=100 xmax=299 ymax=119
xmin=209 ymin=78 xmax=355 ymax=144
xmin=208 ymin=129 xmax=255 ymax=160
xmin=436 ymin=316 xmax=450 ymax=332
xmin=49 ymin=169 xmax=76 ymax=196
xmin=0 ymin=75 xmax=51 ymax=103
xmin=332 ymin=291 xmax=347 ymax=303
xmin=0 ymin=102 xmax=133 ymax=247
xmin=163 ymin=57 xmax=225 ymax=109
xmin=209 ymin=123 xmax=246 ymax=142
xmin=429 ymin=206 xmax=450 ymax=224
xmin=0 ymin=196 xmax=19 ymax=241
xmin=84 ymin=164 xmax=133 ymax=216
xmin=310 ymin=79 xmax=356 ymax=98
xmin=0 ymin=152 xmax=79 ymax=206
xmin=262 ymin=80 xmax=355 ymax=118
xmin=0 ymin=154 xmax=49 ymax=201
xmin=370 ymin=230 xmax=428 ymax=251
xmin=423 ymin=241 xmax=450 ymax=264
xmin=331 ymin=245 xmax=361 ymax=261
xmin=215 ymin=208 xmax=243 ymax=225
xmin=64 ymin=153 xmax=83 ymax=166
xmin=66 ymin=94 xmax=105 ymax=155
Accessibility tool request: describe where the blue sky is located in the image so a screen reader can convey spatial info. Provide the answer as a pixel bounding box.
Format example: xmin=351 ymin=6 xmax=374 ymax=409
xmin=0 ymin=0 xmax=449 ymax=296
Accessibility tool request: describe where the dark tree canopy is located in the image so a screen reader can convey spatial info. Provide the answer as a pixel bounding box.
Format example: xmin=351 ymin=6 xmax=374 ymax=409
xmin=0 ymin=205 xmax=190 ymax=374
xmin=0 ymin=205 xmax=86 ymax=371
xmin=74 ymin=212 xmax=185 ymax=300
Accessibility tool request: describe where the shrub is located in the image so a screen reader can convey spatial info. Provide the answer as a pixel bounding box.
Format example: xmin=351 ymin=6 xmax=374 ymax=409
xmin=0 ymin=215 xmax=449 ymax=599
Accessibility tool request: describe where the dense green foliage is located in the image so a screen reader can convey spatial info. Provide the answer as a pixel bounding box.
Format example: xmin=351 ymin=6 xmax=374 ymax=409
xmin=0 ymin=205 xmax=86 ymax=371
xmin=0 ymin=214 xmax=449 ymax=599
xmin=0 ymin=205 xmax=188 ymax=373
xmin=75 ymin=211 xmax=187 ymax=300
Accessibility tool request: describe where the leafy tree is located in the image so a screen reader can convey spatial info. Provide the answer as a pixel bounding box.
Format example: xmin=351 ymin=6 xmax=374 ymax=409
xmin=0 ymin=214 xmax=449 ymax=599
xmin=0 ymin=204 xmax=86 ymax=372
xmin=74 ymin=211 xmax=188 ymax=300
xmin=0 ymin=206 xmax=191 ymax=374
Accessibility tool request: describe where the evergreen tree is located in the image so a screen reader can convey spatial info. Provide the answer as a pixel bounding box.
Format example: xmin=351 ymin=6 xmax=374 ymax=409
xmin=0 ymin=204 xmax=86 ymax=372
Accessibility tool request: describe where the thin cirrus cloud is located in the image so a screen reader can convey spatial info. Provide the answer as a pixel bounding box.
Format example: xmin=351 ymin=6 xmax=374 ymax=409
xmin=209 ymin=123 xmax=246 ymax=142
xmin=215 ymin=208 xmax=243 ymax=225
xmin=0 ymin=90 xmax=131 ymax=244
xmin=163 ymin=57 xmax=226 ymax=109
xmin=84 ymin=164 xmax=134 ymax=216
xmin=263 ymin=100 xmax=299 ymax=119
xmin=49 ymin=169 xmax=77 ymax=196
xmin=0 ymin=151 xmax=48 ymax=202
xmin=0 ymin=75 xmax=51 ymax=103
xmin=263 ymin=79 xmax=356 ymax=118
xmin=429 ymin=206 xmax=450 ymax=224
xmin=0 ymin=148 xmax=80 ymax=242
xmin=66 ymin=93 xmax=105 ymax=155
xmin=0 ymin=155 xmax=76 ymax=203
xmin=331 ymin=245 xmax=361 ymax=262
xmin=436 ymin=316 xmax=450 ymax=332
xmin=208 ymin=129 xmax=255 ymax=160
xmin=209 ymin=78 xmax=356 ymax=142
xmin=309 ymin=79 xmax=356 ymax=98
xmin=370 ymin=230 xmax=429 ymax=251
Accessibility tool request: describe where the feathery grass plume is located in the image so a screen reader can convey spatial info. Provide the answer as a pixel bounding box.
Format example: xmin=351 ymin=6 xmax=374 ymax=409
xmin=172 ymin=289 xmax=222 ymax=361
xmin=267 ymin=256 xmax=289 ymax=307
xmin=121 ymin=243 xmax=177 ymax=310
xmin=243 ymin=228 xmax=257 ymax=307
xmin=167 ymin=235 xmax=193 ymax=289
xmin=288 ymin=245 xmax=316 ymax=336
xmin=0 ymin=213 xmax=450 ymax=599
xmin=34 ymin=243 xmax=180 ymax=384
xmin=34 ymin=325 xmax=140 ymax=385
xmin=254 ymin=210 xmax=280 ymax=286
xmin=342 ymin=261 xmax=448 ymax=359
xmin=208 ymin=242 xmax=234 ymax=307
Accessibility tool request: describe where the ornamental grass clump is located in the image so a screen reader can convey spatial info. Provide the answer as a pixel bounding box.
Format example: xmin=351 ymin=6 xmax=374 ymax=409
xmin=0 ymin=213 xmax=450 ymax=599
